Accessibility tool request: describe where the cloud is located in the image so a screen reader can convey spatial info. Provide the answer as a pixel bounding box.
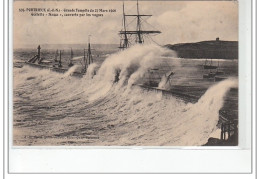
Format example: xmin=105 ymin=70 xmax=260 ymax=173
xmin=13 ymin=1 xmax=238 ymax=48
xmin=150 ymin=1 xmax=238 ymax=44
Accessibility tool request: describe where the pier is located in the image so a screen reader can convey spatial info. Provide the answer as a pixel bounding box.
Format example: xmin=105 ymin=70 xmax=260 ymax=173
xmin=135 ymin=84 xmax=199 ymax=104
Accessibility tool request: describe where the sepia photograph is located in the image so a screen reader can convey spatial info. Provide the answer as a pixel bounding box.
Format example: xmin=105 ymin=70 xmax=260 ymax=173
xmin=13 ymin=0 xmax=239 ymax=146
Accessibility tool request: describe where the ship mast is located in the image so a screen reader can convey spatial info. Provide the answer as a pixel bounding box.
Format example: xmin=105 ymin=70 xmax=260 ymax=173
xmin=119 ymin=2 xmax=129 ymax=49
xmin=82 ymin=35 xmax=93 ymax=73
xmin=68 ymin=48 xmax=73 ymax=66
xmin=54 ymin=49 xmax=58 ymax=62
xmin=83 ymin=48 xmax=87 ymax=73
xmin=119 ymin=0 xmax=161 ymax=48
xmin=87 ymin=35 xmax=93 ymax=65
xmin=71 ymin=48 xmax=73 ymax=61
xmin=58 ymin=50 xmax=62 ymax=67
xmin=136 ymin=0 xmax=143 ymax=44
xmin=123 ymin=2 xmax=129 ymax=48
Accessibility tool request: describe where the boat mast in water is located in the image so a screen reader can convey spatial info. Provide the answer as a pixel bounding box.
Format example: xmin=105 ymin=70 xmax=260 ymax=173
xmin=58 ymin=50 xmax=62 ymax=67
xmin=119 ymin=1 xmax=129 ymax=49
xmin=119 ymin=0 xmax=161 ymax=49
xmin=68 ymin=48 xmax=74 ymax=67
xmin=87 ymin=35 xmax=93 ymax=65
xmin=82 ymin=48 xmax=87 ymax=73
xmin=28 ymin=45 xmax=42 ymax=64
xmin=54 ymin=49 xmax=59 ymax=62
xmin=82 ymin=35 xmax=94 ymax=73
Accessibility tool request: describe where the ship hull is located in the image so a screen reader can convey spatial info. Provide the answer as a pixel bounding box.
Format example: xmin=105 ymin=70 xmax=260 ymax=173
xmin=215 ymin=76 xmax=227 ymax=82
xmin=204 ymin=65 xmax=218 ymax=69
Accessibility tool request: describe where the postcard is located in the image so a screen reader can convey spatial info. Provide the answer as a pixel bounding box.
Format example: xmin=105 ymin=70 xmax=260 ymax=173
xmin=13 ymin=0 xmax=239 ymax=146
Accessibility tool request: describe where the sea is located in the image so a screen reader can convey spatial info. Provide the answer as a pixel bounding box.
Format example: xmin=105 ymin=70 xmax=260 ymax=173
xmin=12 ymin=44 xmax=238 ymax=146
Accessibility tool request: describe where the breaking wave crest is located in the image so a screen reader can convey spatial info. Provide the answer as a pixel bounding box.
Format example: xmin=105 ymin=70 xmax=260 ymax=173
xmin=96 ymin=44 xmax=176 ymax=87
xmin=13 ymin=44 xmax=237 ymax=146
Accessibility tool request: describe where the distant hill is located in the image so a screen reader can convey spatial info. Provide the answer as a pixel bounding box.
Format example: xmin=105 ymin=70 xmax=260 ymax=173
xmin=165 ymin=38 xmax=238 ymax=59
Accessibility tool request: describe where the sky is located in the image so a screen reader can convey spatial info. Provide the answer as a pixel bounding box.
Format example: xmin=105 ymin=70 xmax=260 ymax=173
xmin=13 ymin=1 xmax=238 ymax=48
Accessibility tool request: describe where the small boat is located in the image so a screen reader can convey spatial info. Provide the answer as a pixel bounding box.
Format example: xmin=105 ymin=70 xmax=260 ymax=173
xmin=204 ymin=59 xmax=218 ymax=69
xmin=27 ymin=45 xmax=42 ymax=64
xmin=203 ymin=61 xmax=224 ymax=79
xmin=26 ymin=46 xmax=71 ymax=74
xmin=215 ymin=61 xmax=224 ymax=75
xmin=203 ymin=71 xmax=216 ymax=79
xmin=215 ymin=76 xmax=227 ymax=82
xmin=215 ymin=70 xmax=224 ymax=75
xmin=25 ymin=42 xmax=96 ymax=78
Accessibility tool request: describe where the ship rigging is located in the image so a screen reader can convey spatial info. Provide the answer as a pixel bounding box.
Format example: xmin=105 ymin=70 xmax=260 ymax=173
xmin=119 ymin=0 xmax=161 ymax=49
xmin=81 ymin=35 xmax=94 ymax=73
